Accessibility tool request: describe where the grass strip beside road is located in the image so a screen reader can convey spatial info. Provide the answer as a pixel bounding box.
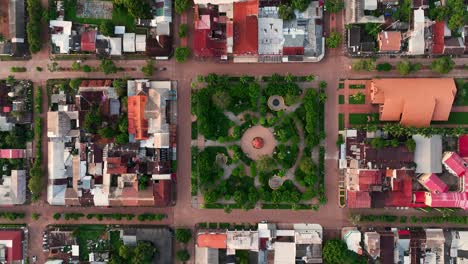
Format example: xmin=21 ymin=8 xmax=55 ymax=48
xmin=432 ymin=112 xmax=468 ymax=125
xmin=338 ymin=95 xmax=344 ymax=104
xmin=339 ymin=113 xmax=344 ymax=130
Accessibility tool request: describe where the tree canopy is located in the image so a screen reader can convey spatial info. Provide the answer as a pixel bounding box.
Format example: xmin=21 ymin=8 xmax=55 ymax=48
xmin=431 ymin=56 xmax=455 ymax=74
xmin=175 ymin=47 xmax=190 ymax=63
xmin=175 ymin=0 xmax=190 ymax=14
xmin=326 ymin=31 xmax=342 ymax=48
xmin=113 ymin=0 xmax=152 ymax=19
xmin=278 ymin=5 xmax=295 ymax=20
xmin=323 ymin=239 xmax=368 ymax=264
xmin=324 ymin=0 xmax=344 ymax=13
xmin=100 ymin=21 xmax=115 ymax=36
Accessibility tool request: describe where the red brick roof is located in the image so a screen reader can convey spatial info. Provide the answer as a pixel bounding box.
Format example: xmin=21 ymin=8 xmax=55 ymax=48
xmin=197 ymin=233 xmax=227 ymax=249
xmin=427 ymin=192 xmax=468 ymax=209
xmin=128 ymin=95 xmax=149 ymax=140
xmin=358 ymin=170 xmax=382 ymax=191
xmin=385 ymin=170 xmax=413 ymax=207
xmin=432 ymin=22 xmax=444 ymax=54
xmin=0 ymin=149 xmax=25 ymax=159
xmin=233 ymin=0 xmax=258 ymax=55
xmin=347 ymin=191 xmax=371 ymax=208
xmin=443 ymin=152 xmax=467 ymax=177
xmin=81 ymin=31 xmax=97 ymax=52
xmin=153 ymin=180 xmax=171 ymax=206
xmin=459 ymin=135 xmax=468 ymax=158
xmin=0 ymin=230 xmax=23 ymax=262
xmin=106 ymin=157 xmax=127 ymax=174
xmin=420 ymin=173 xmax=448 ymax=194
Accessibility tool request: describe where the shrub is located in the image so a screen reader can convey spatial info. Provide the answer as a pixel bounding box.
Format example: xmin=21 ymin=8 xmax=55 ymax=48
xmin=175 ymin=229 xmax=192 ymax=244
xmin=82 ymin=65 xmax=92 ymax=72
xmin=32 ymin=213 xmax=40 ymax=220
xmin=179 ymin=24 xmax=187 ymax=38
xmin=100 ymin=59 xmax=119 ymax=75
xmin=326 ymin=31 xmax=342 ymax=48
xmin=53 ymin=213 xmax=61 ymax=220
xmin=176 ymin=249 xmax=190 ymax=262
xmin=175 ymin=0 xmax=190 ymax=14
xmin=36 ymin=66 xmax=43 ymax=71
xmin=431 ymin=56 xmax=455 ymax=74
xmin=376 ymin=63 xmax=392 ymax=71
xmin=141 ymin=60 xmax=154 ymax=77
xmin=352 ymin=59 xmax=375 ymax=71
xmin=175 ymin=47 xmax=190 ymax=63
xmin=324 ymin=0 xmax=344 ymax=13
xmin=10 ymin=67 xmax=27 ymax=72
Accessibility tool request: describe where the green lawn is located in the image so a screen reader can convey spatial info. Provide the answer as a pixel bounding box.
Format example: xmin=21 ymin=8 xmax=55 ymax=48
xmin=63 ymin=0 xmax=136 ymax=32
xmin=339 ymin=95 xmax=345 ymax=104
xmin=349 ymin=113 xmax=380 ymax=125
xmin=454 ymin=79 xmax=468 ymax=106
xmin=432 ymin=112 xmax=468 ymax=125
xmin=339 ymin=113 xmax=344 ymax=130
xmin=349 ymin=95 xmax=365 ymax=104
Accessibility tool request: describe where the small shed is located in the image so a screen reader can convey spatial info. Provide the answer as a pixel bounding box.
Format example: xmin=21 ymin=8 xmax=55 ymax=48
xmin=135 ymin=35 xmax=147 ymax=52
xmin=109 ymin=37 xmax=122 ymax=56
xmin=123 ymin=33 xmax=136 ymax=52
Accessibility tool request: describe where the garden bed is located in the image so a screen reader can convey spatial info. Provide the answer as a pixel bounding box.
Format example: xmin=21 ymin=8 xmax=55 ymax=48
xmin=349 ymin=113 xmax=379 ymax=126
xmin=338 ymin=95 xmax=344 ymax=104
xmin=349 ymin=84 xmax=365 ymax=89
xmin=348 ymin=94 xmax=365 ymax=104
xmin=338 ymin=113 xmax=344 ymax=130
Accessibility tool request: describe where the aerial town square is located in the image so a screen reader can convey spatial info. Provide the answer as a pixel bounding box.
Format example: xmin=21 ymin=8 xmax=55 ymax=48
xmin=0 ymin=0 xmax=467 ymax=263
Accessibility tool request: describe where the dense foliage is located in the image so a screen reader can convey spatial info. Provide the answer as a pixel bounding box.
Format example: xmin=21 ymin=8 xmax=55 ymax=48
xmin=175 ymin=47 xmax=190 ymax=63
xmin=113 ymin=0 xmax=152 ymax=19
xmin=431 ymin=56 xmax=455 ymax=74
xmin=326 ymin=31 xmax=342 ymax=48
xmin=27 ymin=0 xmax=43 ymax=53
xmin=323 ymin=239 xmax=368 ymax=264
xmin=324 ymin=0 xmax=344 ymax=13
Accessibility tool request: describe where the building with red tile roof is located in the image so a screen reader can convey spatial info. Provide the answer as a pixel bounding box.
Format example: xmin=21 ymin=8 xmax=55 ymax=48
xmin=193 ymin=6 xmax=228 ymax=57
xmin=347 ymin=191 xmax=371 ymax=208
xmin=197 ymin=233 xmax=228 ymax=249
xmin=432 ymin=21 xmax=444 ymax=54
xmin=459 ymin=135 xmax=468 ymax=158
xmin=81 ymin=31 xmax=97 ymax=52
xmin=424 ymin=192 xmax=468 ymax=209
xmin=385 ymin=170 xmax=413 ymax=207
xmin=0 ymin=230 xmax=23 ymax=263
xmin=153 ymin=180 xmax=172 ymax=206
xmin=106 ymin=157 xmax=128 ymax=175
xmin=233 ymin=0 xmax=258 ymax=55
xmin=0 ymin=149 xmax=25 ymax=159
xmin=128 ymin=95 xmax=149 ymax=140
xmin=442 ymin=152 xmax=467 ymax=177
xmin=378 ymin=31 xmax=402 ymax=52
xmin=418 ymin=173 xmax=448 ymax=194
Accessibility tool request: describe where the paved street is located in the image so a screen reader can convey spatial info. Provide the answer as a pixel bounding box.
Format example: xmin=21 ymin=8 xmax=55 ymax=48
xmin=0 ymin=5 xmax=467 ymax=263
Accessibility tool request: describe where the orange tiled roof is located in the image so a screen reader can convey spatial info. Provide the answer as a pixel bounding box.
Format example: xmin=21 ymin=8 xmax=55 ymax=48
xmin=369 ymin=78 xmax=457 ymax=127
xmin=128 ymin=95 xmax=149 ymax=140
xmin=197 ymin=233 xmax=227 ymax=249
xmin=378 ymin=31 xmax=402 ymax=52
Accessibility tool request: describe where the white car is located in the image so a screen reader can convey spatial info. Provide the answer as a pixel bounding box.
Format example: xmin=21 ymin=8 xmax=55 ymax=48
xmin=32 ymin=256 xmax=37 ymax=263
